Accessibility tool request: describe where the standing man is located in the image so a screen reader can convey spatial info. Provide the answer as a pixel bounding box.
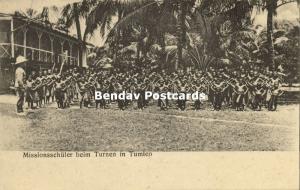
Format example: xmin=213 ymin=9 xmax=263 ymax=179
xmin=14 ymin=55 xmax=27 ymax=114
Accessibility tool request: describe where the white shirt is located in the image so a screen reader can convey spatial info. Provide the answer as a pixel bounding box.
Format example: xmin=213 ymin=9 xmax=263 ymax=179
xmin=15 ymin=67 xmax=26 ymax=88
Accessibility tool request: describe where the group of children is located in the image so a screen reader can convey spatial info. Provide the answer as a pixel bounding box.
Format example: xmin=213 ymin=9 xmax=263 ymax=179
xmin=23 ymin=65 xmax=284 ymax=112
xmin=24 ymin=68 xmax=77 ymax=110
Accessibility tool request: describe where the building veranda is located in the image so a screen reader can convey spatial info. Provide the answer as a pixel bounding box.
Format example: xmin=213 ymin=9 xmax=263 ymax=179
xmin=0 ymin=12 xmax=88 ymax=93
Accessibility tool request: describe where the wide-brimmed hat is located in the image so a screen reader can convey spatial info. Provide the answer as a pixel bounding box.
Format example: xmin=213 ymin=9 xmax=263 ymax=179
xmin=15 ymin=56 xmax=28 ymax=65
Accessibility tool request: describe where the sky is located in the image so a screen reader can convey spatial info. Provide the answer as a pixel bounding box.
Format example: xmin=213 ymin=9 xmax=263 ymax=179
xmin=0 ymin=0 xmax=299 ymax=46
xmin=252 ymin=2 xmax=299 ymax=26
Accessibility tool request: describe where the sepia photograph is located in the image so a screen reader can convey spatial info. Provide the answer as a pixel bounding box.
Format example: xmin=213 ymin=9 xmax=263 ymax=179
xmin=0 ymin=0 xmax=299 ymax=153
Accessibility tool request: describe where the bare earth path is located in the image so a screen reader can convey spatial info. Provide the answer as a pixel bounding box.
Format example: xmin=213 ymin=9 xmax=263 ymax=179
xmin=0 ymin=95 xmax=298 ymax=151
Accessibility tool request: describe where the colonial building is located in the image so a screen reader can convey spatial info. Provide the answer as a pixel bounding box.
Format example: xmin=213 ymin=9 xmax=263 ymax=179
xmin=0 ymin=13 xmax=88 ymax=92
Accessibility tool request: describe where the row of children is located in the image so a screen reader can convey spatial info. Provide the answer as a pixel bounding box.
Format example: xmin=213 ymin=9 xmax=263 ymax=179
xmin=22 ymin=65 xmax=284 ymax=112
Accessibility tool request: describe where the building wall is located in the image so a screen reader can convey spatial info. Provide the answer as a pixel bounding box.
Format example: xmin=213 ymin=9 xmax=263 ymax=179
xmin=0 ymin=20 xmax=11 ymax=43
xmin=2 ymin=17 xmax=86 ymax=64
xmin=0 ymin=16 xmax=87 ymax=93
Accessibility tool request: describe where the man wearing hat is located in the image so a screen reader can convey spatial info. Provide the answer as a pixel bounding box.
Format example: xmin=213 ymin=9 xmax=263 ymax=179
xmin=14 ymin=55 xmax=27 ymax=113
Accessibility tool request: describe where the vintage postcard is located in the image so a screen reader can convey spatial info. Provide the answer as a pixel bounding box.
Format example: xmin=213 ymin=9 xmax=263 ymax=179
xmin=0 ymin=0 xmax=299 ymax=189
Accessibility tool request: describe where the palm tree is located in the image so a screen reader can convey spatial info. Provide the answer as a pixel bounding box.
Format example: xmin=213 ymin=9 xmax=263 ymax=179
xmin=60 ymin=0 xmax=98 ymax=67
xmin=251 ymin=0 xmax=299 ymax=70
xmin=158 ymin=0 xmax=251 ymax=70
xmin=61 ymin=3 xmax=82 ymax=40
xmin=86 ymin=0 xmax=194 ymax=70
xmin=86 ymin=0 xmax=170 ymax=65
xmin=84 ymin=0 xmax=254 ymax=70
xmin=61 ymin=0 xmax=98 ymax=41
xmin=15 ymin=8 xmax=40 ymax=19
xmin=15 ymin=6 xmax=59 ymax=20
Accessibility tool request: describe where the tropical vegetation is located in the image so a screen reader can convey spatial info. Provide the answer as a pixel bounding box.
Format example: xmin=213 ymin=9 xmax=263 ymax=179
xmin=14 ymin=0 xmax=300 ymax=82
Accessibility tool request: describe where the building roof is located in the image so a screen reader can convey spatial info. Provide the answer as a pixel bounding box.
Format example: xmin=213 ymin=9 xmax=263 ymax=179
xmin=0 ymin=12 xmax=87 ymax=46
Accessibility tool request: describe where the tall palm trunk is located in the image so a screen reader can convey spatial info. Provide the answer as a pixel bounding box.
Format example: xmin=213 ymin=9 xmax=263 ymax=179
xmin=73 ymin=3 xmax=83 ymax=67
xmin=136 ymin=27 xmax=146 ymax=64
xmin=159 ymin=33 xmax=166 ymax=70
xmin=73 ymin=3 xmax=82 ymax=41
xmin=176 ymin=1 xmax=187 ymax=71
xmin=266 ymin=1 xmax=276 ymax=71
xmin=140 ymin=27 xmax=148 ymax=58
xmin=136 ymin=44 xmax=141 ymax=63
xmin=113 ymin=30 xmax=120 ymax=66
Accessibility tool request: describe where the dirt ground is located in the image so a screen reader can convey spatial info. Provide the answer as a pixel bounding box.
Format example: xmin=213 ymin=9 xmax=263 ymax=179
xmin=0 ymin=95 xmax=298 ymax=151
